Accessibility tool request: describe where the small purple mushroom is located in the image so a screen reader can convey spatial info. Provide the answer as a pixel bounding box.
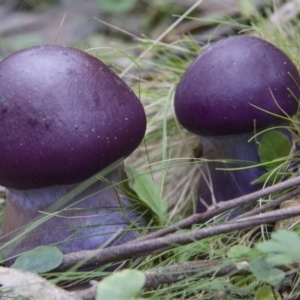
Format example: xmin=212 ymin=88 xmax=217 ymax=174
xmin=0 ymin=45 xmax=147 ymax=264
xmin=174 ymin=36 xmax=300 ymax=214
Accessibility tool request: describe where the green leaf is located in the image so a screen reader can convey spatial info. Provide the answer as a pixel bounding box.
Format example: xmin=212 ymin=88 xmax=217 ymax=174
xmin=256 ymin=285 xmax=282 ymax=300
xmin=125 ymin=167 xmax=167 ymax=226
xmin=249 ymin=256 xmax=285 ymax=286
xmin=258 ymin=131 xmax=291 ymax=172
xmin=256 ymin=230 xmax=300 ymax=266
xmin=96 ymin=269 xmax=145 ymax=300
xmin=11 ymin=246 xmax=63 ymax=273
xmin=97 ymin=0 xmax=136 ymax=14
xmin=227 ymin=245 xmax=252 ymax=258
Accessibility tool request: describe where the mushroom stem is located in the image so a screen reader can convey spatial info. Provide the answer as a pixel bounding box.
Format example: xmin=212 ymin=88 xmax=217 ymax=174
xmin=198 ymin=132 xmax=266 ymax=213
xmin=1 ymin=165 xmax=145 ymax=266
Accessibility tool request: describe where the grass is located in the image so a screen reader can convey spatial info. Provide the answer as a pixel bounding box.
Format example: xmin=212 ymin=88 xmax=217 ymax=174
xmin=2 ymin=1 xmax=300 ymax=299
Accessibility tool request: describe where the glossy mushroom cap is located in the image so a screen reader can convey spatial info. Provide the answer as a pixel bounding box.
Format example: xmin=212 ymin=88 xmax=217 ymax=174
xmin=0 ymin=45 xmax=146 ymax=189
xmin=175 ymin=36 xmax=300 ymax=136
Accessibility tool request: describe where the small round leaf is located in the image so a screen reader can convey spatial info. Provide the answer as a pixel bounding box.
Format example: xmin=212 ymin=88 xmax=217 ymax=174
xmin=11 ymin=246 xmax=63 ymax=273
xmin=96 ymin=269 xmax=145 ymax=300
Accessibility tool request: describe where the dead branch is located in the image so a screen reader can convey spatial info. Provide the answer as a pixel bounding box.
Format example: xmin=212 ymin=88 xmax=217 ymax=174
xmin=134 ymin=175 xmax=300 ymax=243
xmin=234 ymin=187 xmax=300 ymax=219
xmin=56 ymin=203 xmax=300 ymax=271
xmin=70 ymin=260 xmax=248 ymax=299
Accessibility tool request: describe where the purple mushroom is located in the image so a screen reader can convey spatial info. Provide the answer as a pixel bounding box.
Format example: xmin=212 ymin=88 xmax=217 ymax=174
xmin=174 ymin=36 xmax=300 ymax=214
xmin=0 ymin=45 xmax=147 ymax=265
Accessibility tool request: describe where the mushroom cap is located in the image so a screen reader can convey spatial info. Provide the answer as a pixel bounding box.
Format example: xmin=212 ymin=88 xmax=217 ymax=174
xmin=0 ymin=45 xmax=146 ymax=189
xmin=174 ymin=36 xmax=300 ymax=136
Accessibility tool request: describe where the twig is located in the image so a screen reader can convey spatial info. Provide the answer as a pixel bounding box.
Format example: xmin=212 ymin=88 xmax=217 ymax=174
xmin=234 ymin=187 xmax=300 ymax=220
xmin=70 ymin=260 xmax=248 ymax=299
xmin=144 ymin=260 xmax=248 ymax=290
xmin=133 ymin=176 xmax=300 ymax=243
xmin=232 ymin=205 xmax=300 ymax=224
xmin=70 ymin=258 xmax=300 ymax=299
xmin=56 ymin=204 xmax=300 ymax=271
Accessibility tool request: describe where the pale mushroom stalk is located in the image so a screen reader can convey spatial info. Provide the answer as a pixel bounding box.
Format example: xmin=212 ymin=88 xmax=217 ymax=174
xmin=1 ymin=166 xmax=145 ymax=265
xmin=197 ymin=133 xmax=265 ymax=212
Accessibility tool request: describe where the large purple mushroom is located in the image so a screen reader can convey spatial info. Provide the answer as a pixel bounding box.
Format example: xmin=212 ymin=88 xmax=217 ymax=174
xmin=174 ymin=36 xmax=300 ymax=214
xmin=0 ymin=45 xmax=147 ymax=265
